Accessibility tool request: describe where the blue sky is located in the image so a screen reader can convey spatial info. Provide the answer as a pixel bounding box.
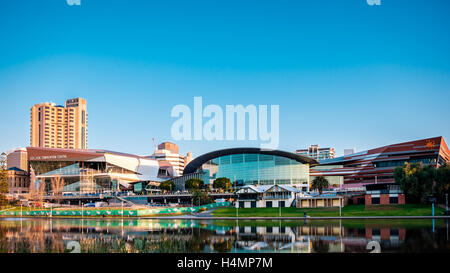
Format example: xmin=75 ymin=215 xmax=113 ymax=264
xmin=0 ymin=0 xmax=449 ymax=157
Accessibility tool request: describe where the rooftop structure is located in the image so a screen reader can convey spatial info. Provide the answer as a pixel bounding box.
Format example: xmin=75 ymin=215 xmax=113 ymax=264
xmin=296 ymin=145 xmax=335 ymax=161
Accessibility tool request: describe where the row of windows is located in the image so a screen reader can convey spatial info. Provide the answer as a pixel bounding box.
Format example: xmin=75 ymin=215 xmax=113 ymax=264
xmin=373 ymin=157 xmax=438 ymax=168
xmin=211 ymin=154 xmax=298 ymax=166
xmin=8 ymin=177 xmax=29 ymax=188
xmin=201 ymin=154 xmax=310 ymax=186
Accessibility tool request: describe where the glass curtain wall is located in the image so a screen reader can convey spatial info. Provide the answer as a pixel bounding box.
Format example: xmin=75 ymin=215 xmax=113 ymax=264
xmin=201 ymin=154 xmax=309 ymax=187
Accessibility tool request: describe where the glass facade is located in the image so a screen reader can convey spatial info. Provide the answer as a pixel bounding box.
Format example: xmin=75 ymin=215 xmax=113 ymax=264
xmin=199 ymin=153 xmax=310 ymax=188
xmin=30 ymin=161 xmax=137 ymax=193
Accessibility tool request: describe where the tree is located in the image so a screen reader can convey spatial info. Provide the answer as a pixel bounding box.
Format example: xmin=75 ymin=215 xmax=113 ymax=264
xmin=160 ymin=180 xmax=175 ymax=191
xmin=36 ymin=180 xmax=46 ymax=207
xmin=394 ymin=162 xmax=435 ymax=203
xmin=436 ymin=164 xmax=450 ymax=203
xmin=51 ymin=174 xmax=65 ymax=205
xmin=185 ymin=178 xmax=204 ymax=191
xmin=213 ymin=177 xmax=232 ymax=191
xmin=28 ymin=170 xmax=37 ymax=206
xmin=191 ymin=189 xmax=212 ymax=206
xmin=0 ymin=153 xmax=9 ymax=206
xmin=311 ymin=176 xmax=329 ymax=195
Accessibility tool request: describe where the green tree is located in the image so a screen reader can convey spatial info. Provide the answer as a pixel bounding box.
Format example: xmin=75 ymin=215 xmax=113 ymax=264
xmin=311 ymin=176 xmax=329 ymax=195
xmin=436 ymin=164 xmax=450 ymax=203
xmin=191 ymin=189 xmax=212 ymax=206
xmin=213 ymin=177 xmax=232 ymax=191
xmin=0 ymin=153 xmax=9 ymax=206
xmin=159 ymin=180 xmax=175 ymax=191
xmin=185 ymin=178 xmax=204 ymax=191
xmin=394 ymin=162 xmax=435 ymax=203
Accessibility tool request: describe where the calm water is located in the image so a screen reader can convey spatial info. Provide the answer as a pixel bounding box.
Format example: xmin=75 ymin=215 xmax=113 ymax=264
xmin=0 ymin=218 xmax=449 ymax=253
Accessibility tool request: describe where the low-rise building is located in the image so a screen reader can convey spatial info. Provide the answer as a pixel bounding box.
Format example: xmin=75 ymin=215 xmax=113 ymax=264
xmin=296 ymin=192 xmax=344 ymax=208
xmin=7 ymin=167 xmax=30 ymax=195
xmin=364 ymin=183 xmax=405 ymax=205
xmin=235 ymin=184 xmax=301 ymax=208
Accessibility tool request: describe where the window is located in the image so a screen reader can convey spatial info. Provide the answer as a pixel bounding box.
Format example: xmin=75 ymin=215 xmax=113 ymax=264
xmin=372 ymin=229 xmax=381 ymax=236
xmin=266 ymin=201 xmax=272 ymax=208
xmin=371 ymin=197 xmax=380 ymax=204
xmin=389 ymin=197 xmax=398 ymax=204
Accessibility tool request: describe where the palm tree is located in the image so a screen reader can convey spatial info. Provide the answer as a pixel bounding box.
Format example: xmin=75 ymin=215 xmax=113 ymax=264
xmin=311 ymin=176 xmax=329 ymax=195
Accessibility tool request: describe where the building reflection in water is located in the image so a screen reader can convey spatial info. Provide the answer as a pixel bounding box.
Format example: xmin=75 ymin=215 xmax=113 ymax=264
xmin=0 ymin=218 xmax=448 ymax=253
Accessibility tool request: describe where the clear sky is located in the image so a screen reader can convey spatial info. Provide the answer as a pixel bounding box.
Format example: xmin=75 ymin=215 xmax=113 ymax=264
xmin=0 ymin=0 xmax=449 ymax=157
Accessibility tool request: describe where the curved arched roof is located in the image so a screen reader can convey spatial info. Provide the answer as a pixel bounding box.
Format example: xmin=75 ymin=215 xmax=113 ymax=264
xmin=183 ymin=147 xmax=318 ymax=175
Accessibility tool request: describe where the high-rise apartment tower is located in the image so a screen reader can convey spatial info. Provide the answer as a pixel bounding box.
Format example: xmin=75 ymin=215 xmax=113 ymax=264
xmin=30 ymin=98 xmax=87 ymax=149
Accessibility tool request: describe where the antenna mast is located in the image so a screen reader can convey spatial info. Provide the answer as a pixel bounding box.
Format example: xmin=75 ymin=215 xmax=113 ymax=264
xmin=152 ymin=138 xmax=157 ymax=153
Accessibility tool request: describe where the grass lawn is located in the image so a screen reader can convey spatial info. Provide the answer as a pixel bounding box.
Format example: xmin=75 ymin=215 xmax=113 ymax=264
xmin=211 ymin=204 xmax=445 ymax=217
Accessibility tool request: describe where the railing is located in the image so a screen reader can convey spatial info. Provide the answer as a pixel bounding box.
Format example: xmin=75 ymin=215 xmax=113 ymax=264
xmin=264 ymin=195 xmax=291 ymax=200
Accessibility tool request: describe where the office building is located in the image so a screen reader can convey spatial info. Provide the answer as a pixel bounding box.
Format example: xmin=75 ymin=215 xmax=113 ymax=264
xmin=149 ymin=142 xmax=192 ymax=176
xmin=30 ymin=98 xmax=88 ymax=149
xmin=6 ymin=148 xmax=28 ymax=171
xmin=296 ymin=145 xmax=335 ymax=161
xmin=312 ymin=136 xmax=450 ymax=190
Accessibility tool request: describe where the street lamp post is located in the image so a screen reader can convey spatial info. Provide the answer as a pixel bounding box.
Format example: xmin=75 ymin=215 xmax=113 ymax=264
xmin=234 ymin=175 xmax=238 ymax=219
xmin=446 ymin=193 xmax=448 ymax=214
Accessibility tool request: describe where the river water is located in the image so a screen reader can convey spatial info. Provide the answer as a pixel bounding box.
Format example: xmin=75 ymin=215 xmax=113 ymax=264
xmin=0 ymin=218 xmax=448 ymax=253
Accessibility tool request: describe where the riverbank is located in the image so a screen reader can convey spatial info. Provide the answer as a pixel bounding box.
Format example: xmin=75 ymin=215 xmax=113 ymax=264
xmin=0 ymin=202 xmax=230 ymax=217
xmin=211 ymin=204 xmax=446 ymax=217
xmin=1 ymin=204 xmax=447 ymax=219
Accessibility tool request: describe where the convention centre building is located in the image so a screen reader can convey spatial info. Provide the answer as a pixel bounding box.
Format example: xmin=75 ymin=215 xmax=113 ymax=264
xmin=180 ymin=148 xmax=318 ymax=192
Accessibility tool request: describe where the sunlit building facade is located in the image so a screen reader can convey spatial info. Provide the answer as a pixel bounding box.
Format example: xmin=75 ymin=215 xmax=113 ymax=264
xmin=148 ymin=142 xmax=192 ymax=176
xmin=183 ymin=148 xmax=317 ymax=192
xmin=30 ymin=98 xmax=88 ymax=149
xmin=296 ymin=145 xmax=335 ymax=161
xmin=312 ymin=136 xmax=450 ymax=190
xmin=27 ymin=147 xmax=176 ymax=193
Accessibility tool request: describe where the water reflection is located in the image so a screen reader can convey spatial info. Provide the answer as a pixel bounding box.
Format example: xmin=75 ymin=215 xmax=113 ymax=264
xmin=0 ymin=218 xmax=448 ymax=253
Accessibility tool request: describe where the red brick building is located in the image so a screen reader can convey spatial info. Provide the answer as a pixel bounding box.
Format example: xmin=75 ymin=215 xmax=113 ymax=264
xmin=364 ymin=183 xmax=405 ymax=205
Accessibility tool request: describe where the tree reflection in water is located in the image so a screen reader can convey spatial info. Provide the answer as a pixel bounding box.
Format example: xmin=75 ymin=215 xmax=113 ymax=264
xmin=0 ymin=218 xmax=448 ymax=253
